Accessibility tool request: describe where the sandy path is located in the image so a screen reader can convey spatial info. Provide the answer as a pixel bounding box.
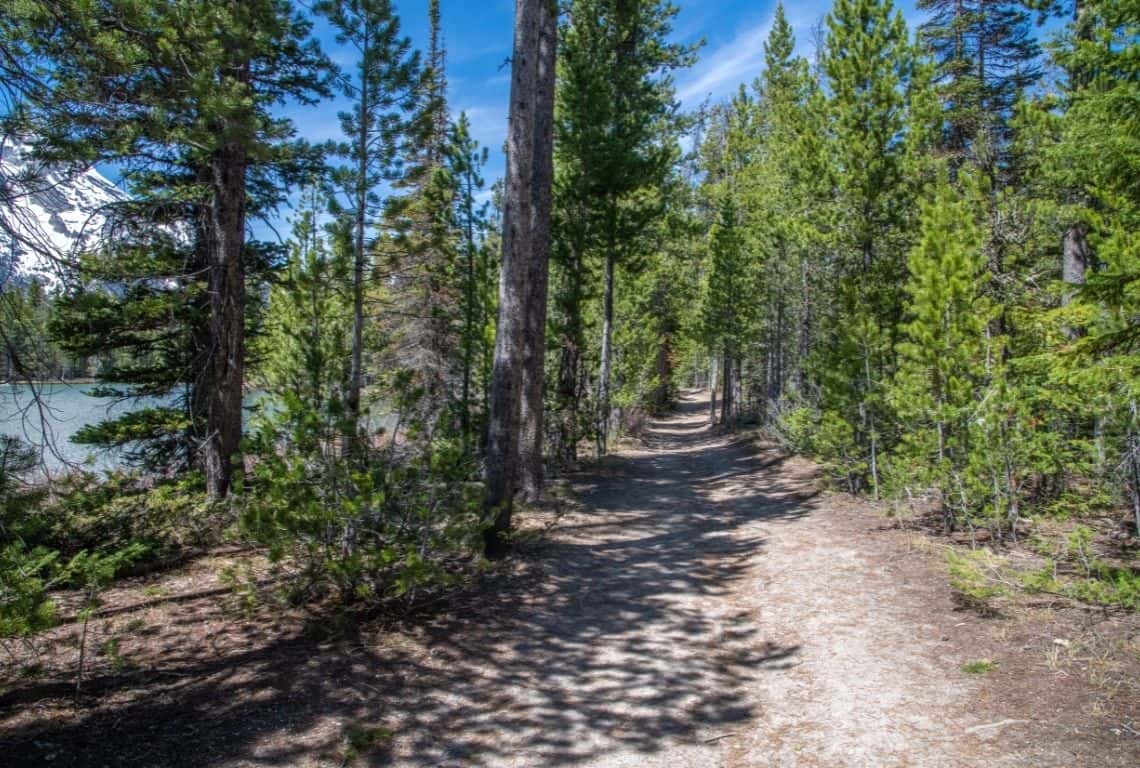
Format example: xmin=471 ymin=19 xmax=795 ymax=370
xmin=384 ymin=390 xmax=996 ymax=767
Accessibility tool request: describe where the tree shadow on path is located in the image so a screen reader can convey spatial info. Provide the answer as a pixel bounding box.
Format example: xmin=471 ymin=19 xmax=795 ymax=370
xmin=1 ymin=391 xmax=817 ymax=766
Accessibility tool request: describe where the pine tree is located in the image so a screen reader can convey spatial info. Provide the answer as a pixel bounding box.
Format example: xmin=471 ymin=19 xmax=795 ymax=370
xmin=315 ymin=0 xmax=420 ymax=450
xmin=889 ymin=171 xmax=988 ymax=530
xmin=1048 ymin=0 xmax=1140 ymax=532
xmin=701 ymin=195 xmax=754 ymax=429
xmin=446 ymin=112 xmax=493 ymax=455
xmin=377 ymin=0 xmax=464 ymax=438
xmin=917 ymin=0 xmax=1042 ymax=167
xmin=254 ymin=186 xmax=351 ymax=423
xmin=745 ymin=3 xmax=821 ymax=408
xmin=10 ymin=0 xmax=332 ymax=496
xmin=818 ymin=0 xmax=917 ymax=495
xmin=554 ymin=0 xmax=694 ymax=456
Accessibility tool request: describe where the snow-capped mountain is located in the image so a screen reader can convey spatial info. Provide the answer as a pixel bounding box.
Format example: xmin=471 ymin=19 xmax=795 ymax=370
xmin=1 ymin=137 xmax=129 ymax=288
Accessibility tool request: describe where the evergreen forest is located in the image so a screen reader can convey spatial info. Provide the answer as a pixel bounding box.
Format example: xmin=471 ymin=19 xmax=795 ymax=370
xmin=0 ymin=1 xmax=1138 ymax=764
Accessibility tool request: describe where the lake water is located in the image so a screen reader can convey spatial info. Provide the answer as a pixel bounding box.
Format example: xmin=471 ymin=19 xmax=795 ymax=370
xmin=0 ymin=383 xmax=399 ymax=477
xmin=0 ymin=383 xmax=177 ymax=475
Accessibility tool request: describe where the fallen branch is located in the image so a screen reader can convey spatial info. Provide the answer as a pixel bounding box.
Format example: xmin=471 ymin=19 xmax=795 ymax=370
xmin=965 ymin=719 xmax=1029 ymax=735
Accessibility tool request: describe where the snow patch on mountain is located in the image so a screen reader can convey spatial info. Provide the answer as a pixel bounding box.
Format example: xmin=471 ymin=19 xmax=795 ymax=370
xmin=0 ymin=137 xmax=129 ymax=288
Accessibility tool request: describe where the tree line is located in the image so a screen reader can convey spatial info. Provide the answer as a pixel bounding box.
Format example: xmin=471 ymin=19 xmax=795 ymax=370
xmin=688 ymin=0 xmax=1138 ymax=547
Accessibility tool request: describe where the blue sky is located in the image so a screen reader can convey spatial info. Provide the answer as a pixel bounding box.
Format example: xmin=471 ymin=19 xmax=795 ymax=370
xmin=283 ymin=0 xmax=928 ymax=216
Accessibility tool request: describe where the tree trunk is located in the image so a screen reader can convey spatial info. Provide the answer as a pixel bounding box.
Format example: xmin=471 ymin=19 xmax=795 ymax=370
xmin=347 ymin=34 xmax=372 ymax=452
xmin=720 ymin=353 xmax=734 ymax=429
xmin=774 ymin=284 xmax=785 ymax=403
xmin=652 ymin=333 xmax=671 ymax=414
xmin=483 ymin=0 xmax=556 ymax=558
xmin=204 ymin=142 xmax=247 ymax=500
xmin=596 ymin=248 xmax=615 ymax=457
xmin=709 ymin=355 xmax=718 ymax=423
xmin=1061 ymin=223 xmax=1090 ymax=306
xmin=556 ymin=337 xmax=580 ymax=466
xmin=1129 ymin=400 xmax=1140 ymax=537
xmin=516 ymin=1 xmax=556 ymax=502
xmin=798 ymin=255 xmax=811 ymax=395
xmin=188 ymin=214 xmax=212 ymax=473
xmin=461 ymin=172 xmax=478 ymax=455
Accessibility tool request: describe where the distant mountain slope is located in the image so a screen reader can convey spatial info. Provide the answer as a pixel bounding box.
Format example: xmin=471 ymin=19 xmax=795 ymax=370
xmin=0 ymin=137 xmax=129 ymax=288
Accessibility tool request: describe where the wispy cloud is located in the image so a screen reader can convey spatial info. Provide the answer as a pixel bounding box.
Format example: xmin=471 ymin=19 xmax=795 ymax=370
xmin=674 ymin=1 xmax=834 ymax=108
xmin=456 ymin=105 xmax=507 ymax=153
xmin=676 ymin=21 xmax=773 ymax=106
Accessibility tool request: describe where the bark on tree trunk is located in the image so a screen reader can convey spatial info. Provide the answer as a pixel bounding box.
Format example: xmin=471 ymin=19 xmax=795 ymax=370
xmin=516 ymin=2 xmax=556 ymax=502
xmin=597 ymin=248 xmax=615 ymax=457
xmin=483 ymin=0 xmax=556 ymax=558
xmin=798 ymin=255 xmax=811 ymax=395
xmin=347 ymin=35 xmax=371 ymax=453
xmin=1061 ymin=224 xmax=1090 ymax=306
xmin=204 ymin=143 xmax=247 ymax=500
xmin=556 ymin=338 xmax=580 ymax=466
xmin=709 ymin=355 xmax=718 ymax=424
xmin=720 ymin=353 xmax=734 ymax=429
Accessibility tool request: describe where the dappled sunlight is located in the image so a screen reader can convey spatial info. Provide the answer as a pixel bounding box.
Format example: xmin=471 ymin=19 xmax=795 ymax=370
xmin=1 ymin=389 xmax=816 ymax=767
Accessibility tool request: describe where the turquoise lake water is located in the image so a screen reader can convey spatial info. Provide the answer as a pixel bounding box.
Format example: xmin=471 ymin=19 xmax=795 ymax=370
xmin=0 ymin=383 xmax=178 ymax=474
xmin=1 ymin=383 xmax=398 ymax=477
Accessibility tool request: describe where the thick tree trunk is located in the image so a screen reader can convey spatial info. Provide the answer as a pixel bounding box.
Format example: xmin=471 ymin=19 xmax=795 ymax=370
xmin=483 ymin=0 xmax=556 ymax=558
xmin=596 ymin=248 xmax=615 ymax=456
xmin=204 ymin=143 xmax=247 ymax=500
xmin=516 ymin=2 xmax=556 ymax=502
xmin=720 ymin=353 xmax=734 ymax=429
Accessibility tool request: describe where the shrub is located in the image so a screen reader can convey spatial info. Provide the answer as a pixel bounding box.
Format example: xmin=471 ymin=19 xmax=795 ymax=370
xmin=241 ymin=397 xmax=483 ymax=606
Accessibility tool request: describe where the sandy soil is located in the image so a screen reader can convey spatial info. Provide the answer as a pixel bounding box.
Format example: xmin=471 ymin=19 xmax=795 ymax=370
xmin=2 ymin=390 xmax=1137 ymax=766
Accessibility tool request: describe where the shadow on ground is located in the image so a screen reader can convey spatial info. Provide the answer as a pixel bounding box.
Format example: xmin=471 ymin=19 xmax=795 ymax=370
xmin=1 ymin=393 xmax=818 ymax=767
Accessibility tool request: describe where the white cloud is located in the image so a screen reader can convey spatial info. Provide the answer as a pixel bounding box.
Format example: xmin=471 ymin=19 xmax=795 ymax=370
xmin=676 ymin=21 xmax=773 ymax=106
xmin=674 ymin=1 xmax=835 ymax=109
xmin=456 ymin=105 xmax=508 ymax=152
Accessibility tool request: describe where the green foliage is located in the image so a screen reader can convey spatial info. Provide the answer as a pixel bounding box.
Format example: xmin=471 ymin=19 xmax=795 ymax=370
xmin=962 ymin=659 xmax=996 ymax=674
xmin=63 ymin=543 xmax=147 ymax=595
xmin=778 ymin=406 xmax=817 ymax=455
xmin=0 ymin=542 xmax=58 ymax=639
xmin=701 ymin=195 xmax=754 ymax=364
xmin=242 ymin=397 xmax=483 ymax=604
xmin=917 ymin=0 xmax=1042 ymax=166
xmin=946 ymin=548 xmax=1006 ymax=605
xmin=342 ymin=723 xmax=393 ymax=761
xmin=552 ymin=0 xmax=696 ymax=453
xmin=0 ymin=280 xmax=84 ymax=381
xmin=887 ymin=172 xmax=989 ymax=525
xmin=1067 ymin=565 xmax=1140 ymax=611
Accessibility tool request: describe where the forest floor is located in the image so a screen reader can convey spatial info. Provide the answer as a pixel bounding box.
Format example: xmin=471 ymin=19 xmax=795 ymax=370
xmin=2 ymin=390 xmax=1139 ymax=766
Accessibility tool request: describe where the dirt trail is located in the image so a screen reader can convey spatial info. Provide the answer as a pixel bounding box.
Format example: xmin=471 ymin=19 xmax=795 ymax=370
xmin=3 ymin=390 xmax=1134 ymax=766
xmin=473 ymin=389 xmax=994 ymax=768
